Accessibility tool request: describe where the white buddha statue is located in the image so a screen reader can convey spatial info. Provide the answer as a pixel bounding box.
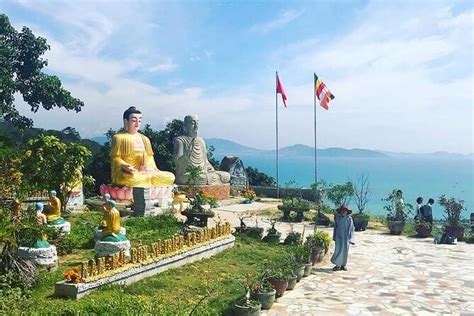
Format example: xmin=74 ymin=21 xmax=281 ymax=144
xmin=173 ymin=115 xmax=230 ymax=185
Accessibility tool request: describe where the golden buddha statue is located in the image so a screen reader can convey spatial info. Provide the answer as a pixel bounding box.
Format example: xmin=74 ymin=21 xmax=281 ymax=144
xmin=102 ymin=200 xmax=122 ymax=237
xmin=46 ymin=190 xmax=62 ymax=222
xmin=110 ymin=106 xmax=175 ymax=188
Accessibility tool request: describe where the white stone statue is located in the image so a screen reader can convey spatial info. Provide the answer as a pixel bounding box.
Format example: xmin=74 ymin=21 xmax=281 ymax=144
xmin=173 ymin=115 xmax=230 ymax=185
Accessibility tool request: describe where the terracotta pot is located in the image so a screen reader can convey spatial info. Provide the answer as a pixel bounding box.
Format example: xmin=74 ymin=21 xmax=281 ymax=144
xmin=268 ymin=278 xmax=288 ymax=297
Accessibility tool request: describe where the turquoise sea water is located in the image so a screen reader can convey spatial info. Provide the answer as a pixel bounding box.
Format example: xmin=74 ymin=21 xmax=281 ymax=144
xmin=235 ymin=155 xmax=473 ymax=219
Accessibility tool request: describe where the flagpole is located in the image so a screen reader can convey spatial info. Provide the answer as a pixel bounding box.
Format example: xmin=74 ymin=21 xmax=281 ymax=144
xmin=314 ymin=76 xmax=318 ymax=185
xmin=313 ymin=74 xmax=318 ymax=202
xmin=275 ymin=71 xmax=280 ymax=199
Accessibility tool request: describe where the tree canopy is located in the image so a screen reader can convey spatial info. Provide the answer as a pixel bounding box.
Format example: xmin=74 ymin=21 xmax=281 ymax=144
xmin=0 ymin=14 xmax=84 ymax=128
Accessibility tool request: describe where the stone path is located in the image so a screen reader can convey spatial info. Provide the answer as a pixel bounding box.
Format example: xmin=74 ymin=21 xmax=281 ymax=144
xmin=263 ymin=229 xmax=474 ymax=316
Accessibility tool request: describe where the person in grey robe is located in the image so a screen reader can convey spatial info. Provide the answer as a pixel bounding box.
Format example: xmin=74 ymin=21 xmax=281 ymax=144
xmin=331 ymin=205 xmax=355 ymax=271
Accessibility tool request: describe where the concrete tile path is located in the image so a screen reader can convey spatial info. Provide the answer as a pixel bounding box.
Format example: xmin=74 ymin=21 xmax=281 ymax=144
xmin=263 ymin=229 xmax=474 ymax=316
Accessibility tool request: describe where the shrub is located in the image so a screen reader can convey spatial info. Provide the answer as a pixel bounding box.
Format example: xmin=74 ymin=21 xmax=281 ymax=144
xmin=438 ymin=195 xmax=465 ymax=228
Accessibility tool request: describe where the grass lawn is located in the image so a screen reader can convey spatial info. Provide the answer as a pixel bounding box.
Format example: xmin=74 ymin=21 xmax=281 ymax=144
xmin=3 ymin=210 xmax=292 ymax=315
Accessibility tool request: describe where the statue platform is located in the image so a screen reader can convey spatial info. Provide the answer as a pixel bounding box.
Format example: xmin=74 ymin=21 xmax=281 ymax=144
xmin=18 ymin=245 xmax=58 ymax=268
xmin=178 ymin=183 xmax=230 ymax=200
xmin=93 ymin=227 xmax=127 ymax=242
xmin=95 ymin=239 xmax=131 ymax=259
xmin=99 ymin=184 xmax=173 ymax=203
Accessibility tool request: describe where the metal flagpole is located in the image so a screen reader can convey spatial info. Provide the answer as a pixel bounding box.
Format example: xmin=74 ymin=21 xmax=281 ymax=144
xmin=314 ymin=76 xmax=318 ymax=190
xmin=276 ymin=71 xmax=280 ymax=199
xmin=313 ymin=75 xmax=319 ymax=232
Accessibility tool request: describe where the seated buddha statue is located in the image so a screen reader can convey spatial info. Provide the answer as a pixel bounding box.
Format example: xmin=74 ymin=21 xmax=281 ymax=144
xmin=35 ymin=202 xmax=48 ymax=225
xmin=101 ymin=200 xmax=126 ymax=241
xmin=110 ymin=106 xmax=175 ymax=188
xmin=173 ymin=115 xmax=230 ymax=185
xmin=46 ymin=190 xmax=64 ymax=224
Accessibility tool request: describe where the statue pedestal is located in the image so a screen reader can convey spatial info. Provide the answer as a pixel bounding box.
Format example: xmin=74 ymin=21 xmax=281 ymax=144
xmin=48 ymin=221 xmax=71 ymax=236
xmin=95 ymin=240 xmax=131 ymax=260
xmin=17 ymin=245 xmax=58 ymax=268
xmin=100 ymin=184 xmax=173 ymax=203
xmin=178 ymin=184 xmax=230 ymax=200
xmin=93 ymin=227 xmax=127 ymax=242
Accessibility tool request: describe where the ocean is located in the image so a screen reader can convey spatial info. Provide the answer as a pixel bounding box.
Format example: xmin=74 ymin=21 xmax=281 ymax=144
xmin=232 ymin=155 xmax=473 ymax=220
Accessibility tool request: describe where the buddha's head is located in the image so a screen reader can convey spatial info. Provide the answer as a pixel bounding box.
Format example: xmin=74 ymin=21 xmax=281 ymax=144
xmin=123 ymin=106 xmax=142 ymax=134
xmin=183 ymin=115 xmax=199 ymax=138
xmin=49 ymin=190 xmax=57 ymax=198
xmin=106 ymin=200 xmax=116 ymax=210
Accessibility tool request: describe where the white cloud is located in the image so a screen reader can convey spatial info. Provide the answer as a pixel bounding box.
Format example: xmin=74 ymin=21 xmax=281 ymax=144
xmin=148 ymin=58 xmax=178 ymax=73
xmin=250 ymin=9 xmax=305 ymax=33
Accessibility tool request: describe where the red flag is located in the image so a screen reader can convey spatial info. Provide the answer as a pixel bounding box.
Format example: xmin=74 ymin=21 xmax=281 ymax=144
xmin=276 ymin=72 xmax=287 ymax=107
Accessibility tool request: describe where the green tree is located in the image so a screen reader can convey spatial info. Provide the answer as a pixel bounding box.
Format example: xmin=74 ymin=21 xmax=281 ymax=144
xmin=245 ymin=166 xmax=276 ymax=187
xmin=21 ymin=135 xmax=93 ymax=211
xmin=142 ymin=120 xmax=183 ymax=172
xmin=0 ymin=14 xmax=84 ymax=128
xmin=326 ymin=182 xmax=354 ymax=208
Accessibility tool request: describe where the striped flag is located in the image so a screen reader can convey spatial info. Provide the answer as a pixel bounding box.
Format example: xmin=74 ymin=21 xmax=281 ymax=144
xmin=314 ymin=73 xmax=334 ymax=110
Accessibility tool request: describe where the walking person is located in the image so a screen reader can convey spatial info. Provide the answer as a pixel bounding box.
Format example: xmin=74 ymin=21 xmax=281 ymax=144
xmin=331 ymin=205 xmax=355 ymax=271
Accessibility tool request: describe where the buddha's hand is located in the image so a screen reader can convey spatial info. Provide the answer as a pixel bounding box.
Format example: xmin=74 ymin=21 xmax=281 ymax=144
xmin=138 ymin=165 xmax=147 ymax=172
xmin=122 ymin=164 xmax=135 ymax=174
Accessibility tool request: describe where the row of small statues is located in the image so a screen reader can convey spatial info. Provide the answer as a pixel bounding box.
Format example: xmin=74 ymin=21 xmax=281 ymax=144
xmin=79 ymin=222 xmax=232 ymax=281
xmin=110 ymin=107 xmax=230 ymax=189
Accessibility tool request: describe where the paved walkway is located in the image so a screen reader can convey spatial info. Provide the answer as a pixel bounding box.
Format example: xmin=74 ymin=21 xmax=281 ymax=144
xmin=263 ymin=229 xmax=474 ymax=316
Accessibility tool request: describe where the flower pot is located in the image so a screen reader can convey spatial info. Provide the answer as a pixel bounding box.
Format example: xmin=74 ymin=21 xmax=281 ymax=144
xmin=233 ymin=299 xmax=262 ymax=316
xmin=310 ymin=247 xmax=324 ymax=265
xmin=445 ymin=225 xmax=465 ymax=241
xmin=303 ymin=263 xmax=312 ymax=277
xmin=268 ymin=278 xmax=288 ymax=297
xmin=387 ymin=220 xmax=405 ymax=235
xmin=293 ymin=265 xmax=305 ymax=282
xmin=352 ymin=216 xmax=369 ymax=231
xmin=251 ymin=289 xmax=276 ymax=310
xmin=286 ymin=275 xmax=297 ymax=290
xmin=415 ymin=224 xmax=432 ymax=238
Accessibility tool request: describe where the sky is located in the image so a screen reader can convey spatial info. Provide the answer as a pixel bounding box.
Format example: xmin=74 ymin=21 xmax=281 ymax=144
xmin=1 ymin=0 xmax=473 ymax=154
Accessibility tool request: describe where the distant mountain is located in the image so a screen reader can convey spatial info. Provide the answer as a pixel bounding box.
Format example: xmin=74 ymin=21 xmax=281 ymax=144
xmin=206 ymin=138 xmax=265 ymax=156
xmin=206 ymin=138 xmax=388 ymax=159
xmin=90 ymin=135 xmax=108 ymax=145
xmin=379 ymin=150 xmax=473 ymax=159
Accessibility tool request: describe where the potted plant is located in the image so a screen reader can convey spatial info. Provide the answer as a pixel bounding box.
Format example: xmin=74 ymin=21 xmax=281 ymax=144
xmin=439 ymin=195 xmax=466 ymax=241
xmin=242 ymin=189 xmax=256 ymax=204
xmin=414 ymin=219 xmax=432 ymax=238
xmin=262 ymin=218 xmax=281 ymax=243
xmin=351 ymin=174 xmax=371 ymax=231
xmin=382 ymin=189 xmax=413 ymax=235
xmin=283 ymin=224 xmax=301 ymax=245
xmin=278 ymin=198 xmax=312 ymax=222
xmin=265 ymin=262 xmax=290 ymax=297
xmin=287 ymin=245 xmax=310 ymax=282
xmin=234 ymin=274 xmax=262 ymax=316
xmin=250 ymin=272 xmax=276 ymax=310
xmin=305 ymin=231 xmax=325 ymax=265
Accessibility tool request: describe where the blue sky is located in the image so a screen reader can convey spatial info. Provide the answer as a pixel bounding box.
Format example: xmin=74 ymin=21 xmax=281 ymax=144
xmin=1 ymin=0 xmax=473 ymax=153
